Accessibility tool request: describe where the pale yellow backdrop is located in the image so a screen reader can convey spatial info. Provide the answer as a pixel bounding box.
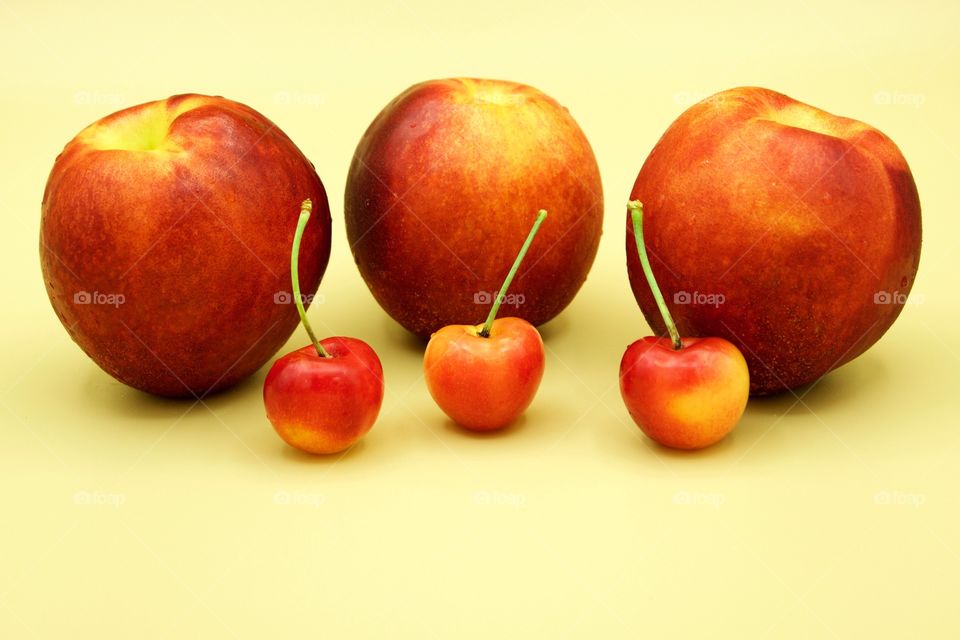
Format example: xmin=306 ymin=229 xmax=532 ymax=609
xmin=1 ymin=1 xmax=957 ymax=638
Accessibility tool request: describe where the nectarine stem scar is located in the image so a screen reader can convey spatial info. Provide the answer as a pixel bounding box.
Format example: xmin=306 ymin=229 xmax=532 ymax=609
xmin=628 ymin=201 xmax=682 ymax=350
xmin=479 ymin=209 xmax=548 ymax=338
xmin=292 ymin=199 xmax=329 ymax=358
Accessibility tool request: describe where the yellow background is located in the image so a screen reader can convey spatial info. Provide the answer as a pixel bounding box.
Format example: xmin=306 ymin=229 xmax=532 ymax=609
xmin=2 ymin=1 xmax=957 ymax=637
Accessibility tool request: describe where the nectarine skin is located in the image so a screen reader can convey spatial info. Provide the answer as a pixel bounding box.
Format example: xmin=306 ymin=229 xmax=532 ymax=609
xmin=627 ymin=87 xmax=921 ymax=394
xmin=41 ymin=94 xmax=331 ymax=397
xmin=345 ymin=78 xmax=603 ymax=337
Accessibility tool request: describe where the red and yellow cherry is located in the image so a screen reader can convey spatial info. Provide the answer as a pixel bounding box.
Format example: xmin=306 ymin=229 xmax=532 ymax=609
xmin=263 ymin=200 xmax=384 ymax=454
xmin=424 ymin=210 xmax=548 ymax=432
xmin=620 ymin=201 xmax=749 ymax=450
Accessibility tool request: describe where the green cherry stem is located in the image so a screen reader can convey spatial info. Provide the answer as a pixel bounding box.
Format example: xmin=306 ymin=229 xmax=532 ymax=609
xmin=628 ymin=200 xmax=682 ymax=350
xmin=479 ymin=209 xmax=548 ymax=338
xmin=291 ymin=198 xmax=329 ymax=358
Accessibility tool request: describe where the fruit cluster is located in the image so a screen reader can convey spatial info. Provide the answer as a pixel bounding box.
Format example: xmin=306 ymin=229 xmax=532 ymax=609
xmin=40 ymin=80 xmax=921 ymax=453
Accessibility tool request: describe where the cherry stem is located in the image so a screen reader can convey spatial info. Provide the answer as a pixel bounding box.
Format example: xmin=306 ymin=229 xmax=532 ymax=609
xmin=628 ymin=200 xmax=682 ymax=350
xmin=291 ymin=199 xmax=329 ymax=358
xmin=479 ymin=209 xmax=548 ymax=338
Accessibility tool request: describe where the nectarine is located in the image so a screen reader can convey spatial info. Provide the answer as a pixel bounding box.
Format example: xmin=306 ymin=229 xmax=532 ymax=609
xmin=345 ymin=78 xmax=603 ymax=337
xmin=41 ymin=94 xmax=331 ymax=397
xmin=627 ymin=87 xmax=921 ymax=394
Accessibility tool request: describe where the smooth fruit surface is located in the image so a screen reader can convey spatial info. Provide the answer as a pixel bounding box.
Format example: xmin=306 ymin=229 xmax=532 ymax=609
xmin=627 ymin=86 xmax=921 ymax=394
xmin=41 ymin=94 xmax=331 ymax=397
xmin=264 ymin=337 xmax=384 ymax=454
xmin=619 ymin=336 xmax=749 ymax=449
xmin=346 ymin=78 xmax=603 ymax=337
xmin=424 ymin=317 xmax=544 ymax=431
